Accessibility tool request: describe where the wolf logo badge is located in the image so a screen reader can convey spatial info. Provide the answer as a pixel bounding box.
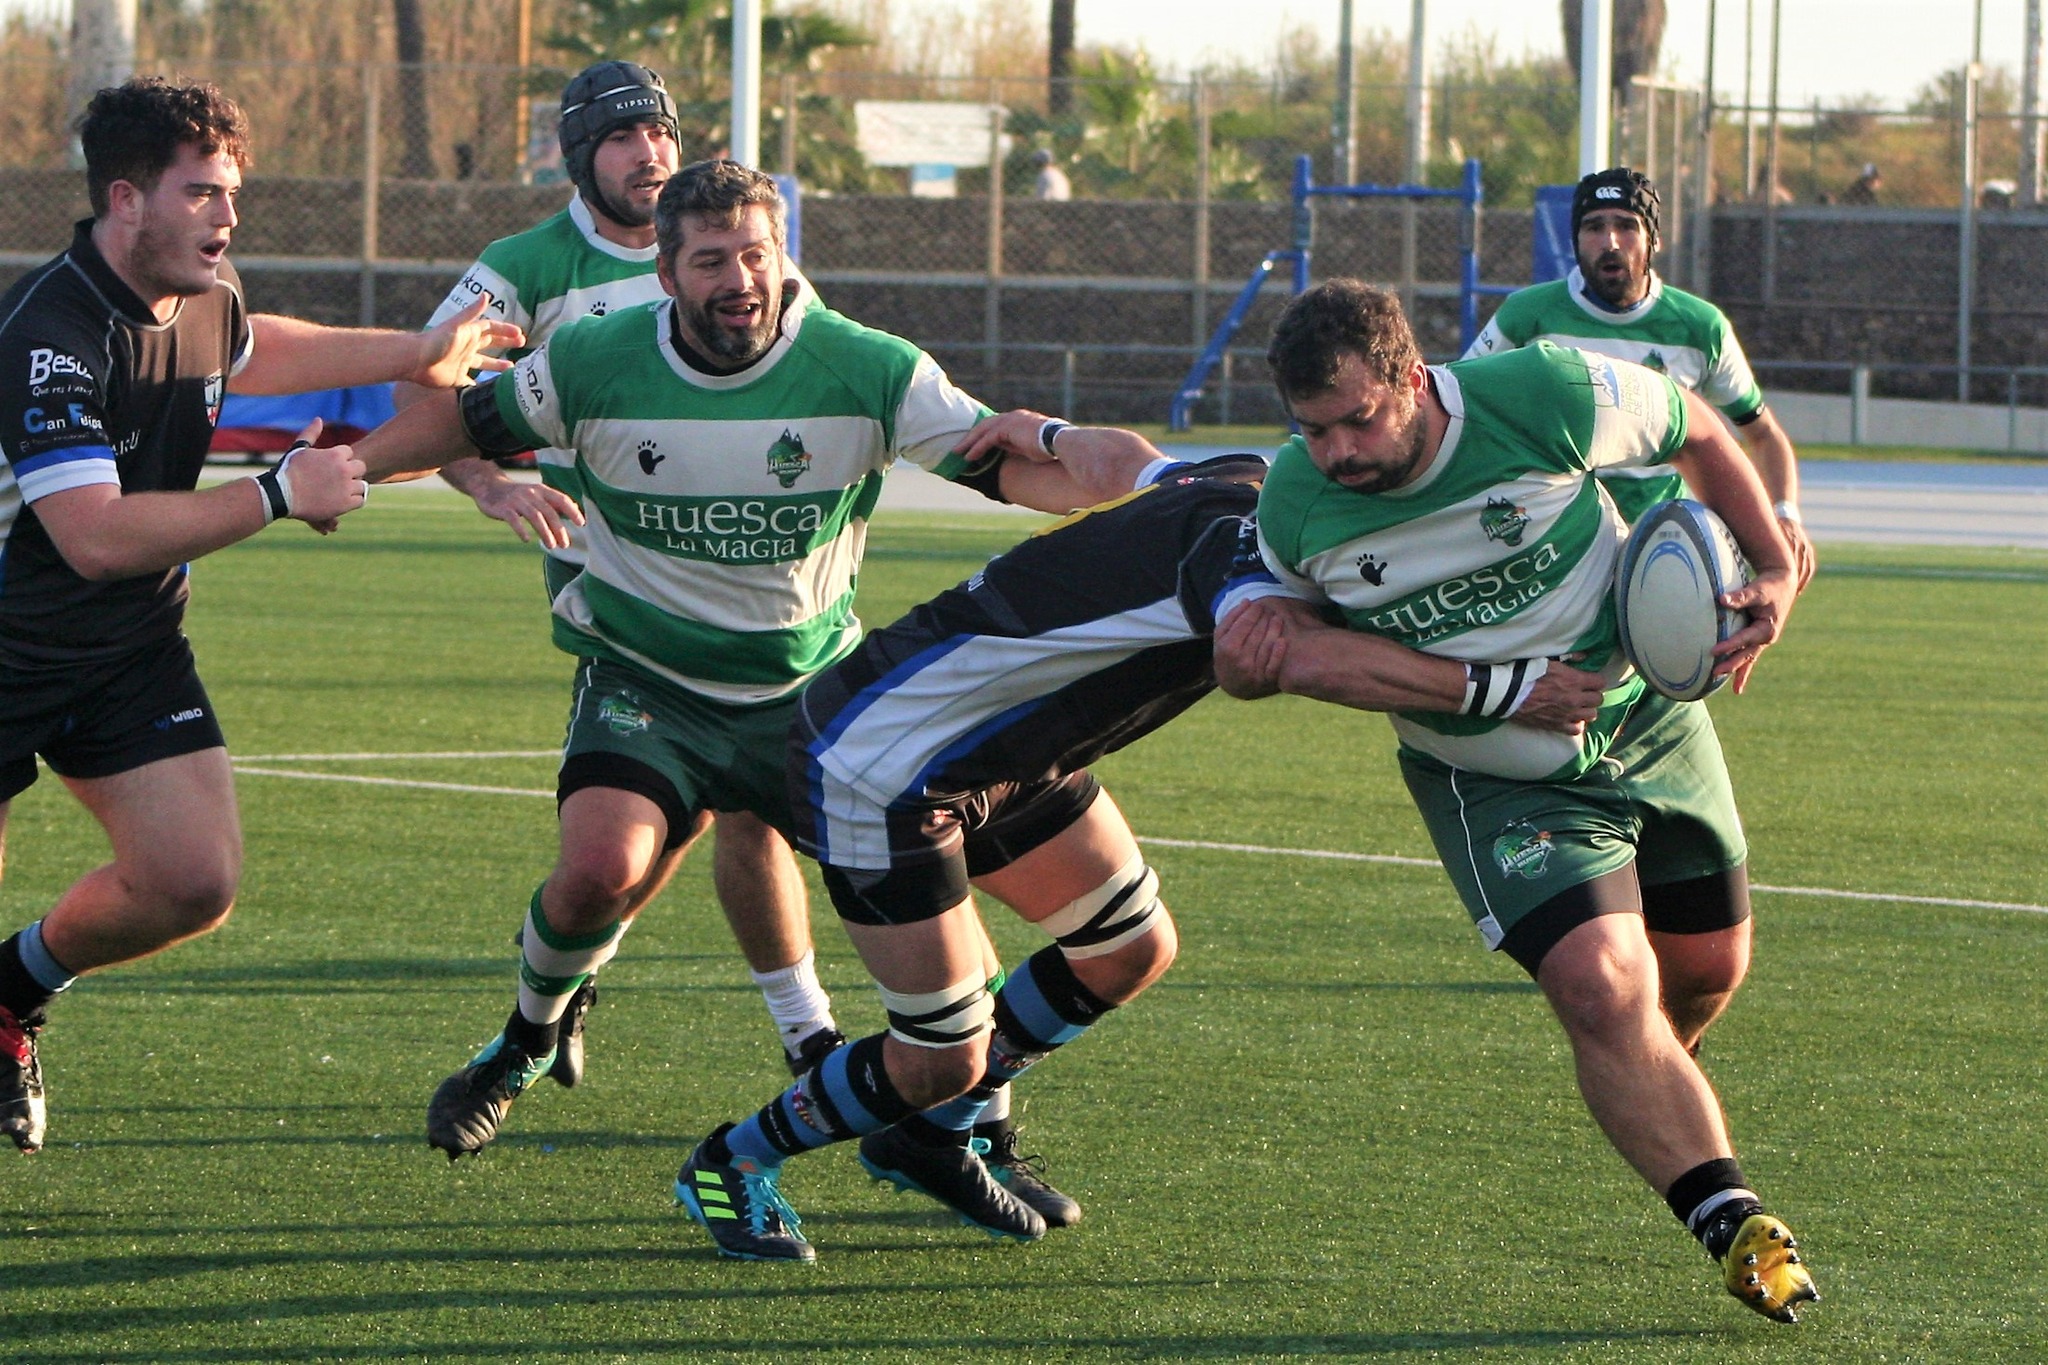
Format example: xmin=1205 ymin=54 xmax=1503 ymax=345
xmin=765 ymin=429 xmax=811 ymax=488
xmin=1481 ymin=496 xmax=1530 ymax=546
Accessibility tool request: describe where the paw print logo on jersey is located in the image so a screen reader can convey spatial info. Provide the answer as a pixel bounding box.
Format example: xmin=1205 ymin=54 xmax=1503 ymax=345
xmin=1355 ymin=549 xmax=1388 ymax=587
xmin=1641 ymin=349 xmax=1668 ymax=374
xmin=598 ymin=692 xmax=652 ymax=736
xmin=1492 ymin=820 xmax=1554 ymax=880
xmin=764 ymin=428 xmax=811 ymax=488
xmin=589 ymin=301 xmax=608 ymax=317
xmin=637 ymin=440 xmax=666 ymax=476
xmin=1481 ymin=496 xmax=1530 ymax=547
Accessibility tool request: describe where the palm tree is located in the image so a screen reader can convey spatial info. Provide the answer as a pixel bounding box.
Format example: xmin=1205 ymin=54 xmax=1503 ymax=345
xmin=1049 ymin=0 xmax=1075 ymax=117
xmin=1560 ymin=0 xmax=1667 ymax=96
xmin=393 ymin=0 xmax=437 ymax=178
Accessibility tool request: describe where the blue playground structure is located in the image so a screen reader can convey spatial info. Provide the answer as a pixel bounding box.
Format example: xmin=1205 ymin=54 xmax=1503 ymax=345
xmin=1169 ymin=155 xmax=1516 ymax=431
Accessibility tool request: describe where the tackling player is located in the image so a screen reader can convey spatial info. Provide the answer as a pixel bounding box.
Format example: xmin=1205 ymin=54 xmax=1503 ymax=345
xmin=395 ymin=62 xmax=844 ymax=1093
xmin=0 ymin=77 xmax=518 ymax=1154
xmin=673 ymin=457 xmax=1604 ymax=1260
xmin=1464 ymin=167 xmax=1815 ymax=591
xmin=1232 ymin=279 xmax=1819 ymax=1322
xmin=353 ymin=160 xmax=1160 ymax=1194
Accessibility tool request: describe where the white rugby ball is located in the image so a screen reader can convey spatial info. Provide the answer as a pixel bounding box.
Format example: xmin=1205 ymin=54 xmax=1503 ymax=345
xmin=1613 ymin=499 xmax=1753 ymax=702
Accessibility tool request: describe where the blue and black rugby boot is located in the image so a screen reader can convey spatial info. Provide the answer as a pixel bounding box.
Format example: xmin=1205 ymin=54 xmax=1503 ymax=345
xmin=676 ymin=1123 xmax=815 ymax=1261
xmin=859 ymin=1123 xmax=1046 ymax=1241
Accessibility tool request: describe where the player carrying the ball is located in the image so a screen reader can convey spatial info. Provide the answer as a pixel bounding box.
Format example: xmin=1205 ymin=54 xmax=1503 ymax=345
xmin=1221 ymin=280 xmax=1819 ymax=1323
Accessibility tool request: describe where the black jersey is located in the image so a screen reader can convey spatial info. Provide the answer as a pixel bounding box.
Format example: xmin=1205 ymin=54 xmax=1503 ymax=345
xmin=795 ymin=463 xmax=1286 ymax=806
xmin=0 ymin=220 xmax=252 ymax=669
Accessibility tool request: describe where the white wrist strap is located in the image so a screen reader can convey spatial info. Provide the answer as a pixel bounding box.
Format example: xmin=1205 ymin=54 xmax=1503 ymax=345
xmin=1772 ymin=500 xmax=1802 ymax=524
xmin=254 ymin=440 xmax=310 ymax=525
xmin=1037 ymin=418 xmax=1071 ymax=456
xmin=1461 ymin=657 xmax=1549 ymax=719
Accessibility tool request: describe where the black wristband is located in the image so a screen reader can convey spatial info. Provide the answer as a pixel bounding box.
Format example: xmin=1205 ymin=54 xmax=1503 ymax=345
xmin=255 ymin=439 xmax=311 ymax=525
xmin=254 ymin=468 xmax=289 ymax=523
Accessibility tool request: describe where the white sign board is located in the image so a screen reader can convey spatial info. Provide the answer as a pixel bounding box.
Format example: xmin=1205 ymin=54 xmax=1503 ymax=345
xmin=855 ymin=101 xmax=1005 ymax=169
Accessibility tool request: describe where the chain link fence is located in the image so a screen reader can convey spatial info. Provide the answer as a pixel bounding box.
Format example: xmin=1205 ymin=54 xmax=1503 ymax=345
xmin=0 ymin=57 xmax=2042 ymax=439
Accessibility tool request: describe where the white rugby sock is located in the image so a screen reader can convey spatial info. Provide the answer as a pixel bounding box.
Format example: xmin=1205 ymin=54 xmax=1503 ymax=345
xmin=751 ymin=950 xmax=836 ymax=1052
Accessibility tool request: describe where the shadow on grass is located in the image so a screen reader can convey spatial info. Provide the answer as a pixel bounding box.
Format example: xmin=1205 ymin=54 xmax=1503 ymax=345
xmin=1154 ymin=977 xmax=1540 ymax=997
xmin=8 ymin=1323 xmax=1711 ymax=1362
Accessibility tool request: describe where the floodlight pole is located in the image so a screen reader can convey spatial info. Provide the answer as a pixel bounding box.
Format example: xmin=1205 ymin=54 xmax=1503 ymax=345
xmin=2024 ymin=0 xmax=2045 ymax=206
xmin=731 ymin=0 xmax=763 ymax=166
xmin=1578 ymin=0 xmax=1613 ymax=176
xmin=1334 ymin=0 xmax=1357 ymax=182
xmin=1406 ymin=0 xmax=1430 ymax=182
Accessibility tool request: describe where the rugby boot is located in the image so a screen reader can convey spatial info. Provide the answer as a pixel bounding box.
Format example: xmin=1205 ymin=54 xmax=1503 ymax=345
xmin=0 ymin=1005 xmax=47 ymax=1154
xmin=1718 ymin=1212 xmax=1820 ymax=1323
xmin=547 ymin=980 xmax=598 ymax=1089
xmin=675 ymin=1123 xmax=814 ymax=1261
xmin=858 ymin=1123 xmax=1046 ymax=1241
xmin=426 ymin=1032 xmax=555 ymax=1160
xmin=981 ymin=1126 xmax=1082 ymax=1228
xmin=785 ymin=1025 xmax=847 ymax=1077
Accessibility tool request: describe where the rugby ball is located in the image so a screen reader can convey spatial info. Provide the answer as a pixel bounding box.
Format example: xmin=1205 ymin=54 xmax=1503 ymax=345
xmin=1613 ymin=499 xmax=1753 ymax=702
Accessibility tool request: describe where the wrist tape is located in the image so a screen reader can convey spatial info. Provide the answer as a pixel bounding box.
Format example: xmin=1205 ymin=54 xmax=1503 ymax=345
xmin=1461 ymin=657 xmax=1549 ymax=719
xmin=254 ymin=439 xmax=311 ymax=525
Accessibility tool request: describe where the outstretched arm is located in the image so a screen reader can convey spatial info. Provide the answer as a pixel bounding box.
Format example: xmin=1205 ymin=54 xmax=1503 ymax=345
xmin=232 ymin=297 xmax=524 ymax=396
xmin=32 ymin=422 xmax=367 ymax=580
xmin=953 ymin=410 xmax=1166 ymax=512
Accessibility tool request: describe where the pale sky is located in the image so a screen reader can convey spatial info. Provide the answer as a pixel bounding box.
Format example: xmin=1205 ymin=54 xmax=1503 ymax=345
xmin=6 ymin=1 xmax=2023 ymax=110
xmin=1064 ymin=1 xmax=2025 ymax=110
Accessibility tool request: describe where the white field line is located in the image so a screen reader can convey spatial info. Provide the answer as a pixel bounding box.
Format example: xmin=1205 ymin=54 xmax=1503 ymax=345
xmin=228 ymin=755 xmax=2048 ymax=918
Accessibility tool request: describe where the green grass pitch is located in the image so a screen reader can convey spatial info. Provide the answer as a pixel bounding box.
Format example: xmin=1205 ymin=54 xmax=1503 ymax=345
xmin=2 ymin=491 xmax=2044 ymax=1362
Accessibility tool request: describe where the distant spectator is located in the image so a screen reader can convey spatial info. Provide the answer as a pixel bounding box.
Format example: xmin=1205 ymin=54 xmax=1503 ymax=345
xmin=1033 ymin=148 xmax=1072 ymax=201
xmin=1843 ymin=163 xmax=1882 ymax=205
xmin=1981 ymin=179 xmax=2017 ymax=210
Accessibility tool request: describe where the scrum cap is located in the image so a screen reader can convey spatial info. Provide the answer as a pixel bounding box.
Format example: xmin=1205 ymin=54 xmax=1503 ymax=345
xmin=1571 ymin=167 xmax=1662 ymax=245
xmin=558 ymin=61 xmax=679 ymax=194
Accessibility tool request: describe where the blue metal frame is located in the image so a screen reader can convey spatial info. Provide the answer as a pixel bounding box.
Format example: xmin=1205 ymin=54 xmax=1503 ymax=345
xmin=1171 ymin=156 xmax=1498 ymax=431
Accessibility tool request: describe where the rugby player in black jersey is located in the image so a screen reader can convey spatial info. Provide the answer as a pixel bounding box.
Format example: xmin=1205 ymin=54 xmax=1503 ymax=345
xmin=0 ymin=77 xmax=520 ymax=1153
xmin=673 ymin=450 xmax=1605 ymax=1259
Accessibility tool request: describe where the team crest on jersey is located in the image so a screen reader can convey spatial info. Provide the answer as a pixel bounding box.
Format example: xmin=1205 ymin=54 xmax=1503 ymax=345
xmin=1355 ymin=549 xmax=1388 ymax=586
xmin=637 ymin=440 xmax=666 ymax=476
xmin=765 ymin=428 xmax=811 ymax=487
xmin=1492 ymin=820 xmax=1554 ymax=880
xmin=598 ymin=692 xmax=652 ymax=736
xmin=203 ymin=371 xmax=225 ymax=426
xmin=1481 ymin=496 xmax=1530 ymax=546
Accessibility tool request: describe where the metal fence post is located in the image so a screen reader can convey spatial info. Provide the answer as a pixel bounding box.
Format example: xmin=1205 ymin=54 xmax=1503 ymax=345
xmin=1959 ymin=62 xmax=1981 ymax=403
xmin=1220 ymin=350 xmax=1234 ymax=427
xmin=1851 ymin=364 xmax=1870 ymax=445
xmin=1193 ymin=75 xmax=1211 ymax=347
xmin=984 ymin=83 xmax=1003 ymax=387
xmin=1061 ymin=348 xmax=1076 ymax=420
xmin=360 ymin=61 xmax=380 ymax=327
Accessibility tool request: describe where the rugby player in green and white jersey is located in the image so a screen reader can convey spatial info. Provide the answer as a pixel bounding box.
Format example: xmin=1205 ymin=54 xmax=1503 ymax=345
xmin=1222 ymin=280 xmax=1819 ymax=1324
xmin=357 ymin=161 xmax=1161 ymax=1217
xmin=395 ymin=64 xmax=851 ymax=1103
xmin=1462 ymin=168 xmax=1815 ymax=590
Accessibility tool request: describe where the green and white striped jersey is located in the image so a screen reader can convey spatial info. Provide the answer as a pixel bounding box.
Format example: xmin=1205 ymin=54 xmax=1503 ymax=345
xmin=483 ymin=286 xmax=995 ymax=704
xmin=426 ymin=194 xmax=669 ymax=565
xmin=1255 ymin=343 xmax=1688 ymax=781
xmin=1462 ymin=269 xmax=1761 ymax=523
